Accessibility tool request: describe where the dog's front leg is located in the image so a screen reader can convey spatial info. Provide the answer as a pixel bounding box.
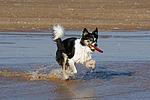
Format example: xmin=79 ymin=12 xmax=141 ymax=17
xmin=85 ymin=60 xmax=96 ymax=70
xmin=68 ymin=59 xmax=77 ymax=74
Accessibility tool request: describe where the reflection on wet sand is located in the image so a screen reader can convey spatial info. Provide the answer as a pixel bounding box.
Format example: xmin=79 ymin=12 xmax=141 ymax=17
xmin=0 ymin=61 xmax=150 ymax=99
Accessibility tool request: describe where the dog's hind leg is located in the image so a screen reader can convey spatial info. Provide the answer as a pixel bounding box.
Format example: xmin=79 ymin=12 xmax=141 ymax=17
xmin=62 ymin=53 xmax=69 ymax=80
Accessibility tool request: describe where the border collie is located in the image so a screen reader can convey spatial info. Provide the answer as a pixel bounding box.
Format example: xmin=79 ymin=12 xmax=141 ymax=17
xmin=53 ymin=24 xmax=99 ymax=80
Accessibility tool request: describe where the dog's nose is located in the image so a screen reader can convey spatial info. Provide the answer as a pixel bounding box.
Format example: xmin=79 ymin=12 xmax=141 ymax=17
xmin=94 ymin=44 xmax=97 ymax=47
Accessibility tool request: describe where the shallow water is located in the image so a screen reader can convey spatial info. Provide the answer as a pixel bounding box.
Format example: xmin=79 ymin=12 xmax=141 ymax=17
xmin=0 ymin=31 xmax=150 ymax=99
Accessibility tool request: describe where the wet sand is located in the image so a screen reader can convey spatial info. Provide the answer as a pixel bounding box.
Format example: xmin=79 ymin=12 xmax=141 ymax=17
xmin=0 ymin=0 xmax=150 ymax=31
xmin=0 ymin=31 xmax=150 ymax=99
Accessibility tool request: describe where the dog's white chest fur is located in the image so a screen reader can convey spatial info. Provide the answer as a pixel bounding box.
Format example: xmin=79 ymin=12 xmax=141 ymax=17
xmin=71 ymin=39 xmax=93 ymax=64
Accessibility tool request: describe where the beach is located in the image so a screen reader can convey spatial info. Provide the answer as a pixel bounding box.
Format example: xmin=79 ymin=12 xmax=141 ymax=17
xmin=0 ymin=0 xmax=150 ymax=99
xmin=0 ymin=0 xmax=150 ymax=31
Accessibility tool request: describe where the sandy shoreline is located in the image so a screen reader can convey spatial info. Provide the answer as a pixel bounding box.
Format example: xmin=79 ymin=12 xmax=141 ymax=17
xmin=0 ymin=0 xmax=150 ymax=32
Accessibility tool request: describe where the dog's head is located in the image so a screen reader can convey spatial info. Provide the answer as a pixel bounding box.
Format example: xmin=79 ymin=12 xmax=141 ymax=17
xmin=80 ymin=28 xmax=98 ymax=51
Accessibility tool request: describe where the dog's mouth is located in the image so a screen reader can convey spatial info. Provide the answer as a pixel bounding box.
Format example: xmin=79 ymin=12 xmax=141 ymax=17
xmin=89 ymin=45 xmax=103 ymax=53
xmin=90 ymin=45 xmax=96 ymax=51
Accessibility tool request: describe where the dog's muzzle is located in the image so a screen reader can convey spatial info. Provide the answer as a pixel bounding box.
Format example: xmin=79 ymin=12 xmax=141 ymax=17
xmin=90 ymin=43 xmax=97 ymax=51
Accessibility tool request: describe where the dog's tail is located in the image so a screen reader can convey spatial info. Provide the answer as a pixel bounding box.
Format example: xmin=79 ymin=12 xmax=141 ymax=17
xmin=53 ymin=24 xmax=65 ymax=41
xmin=53 ymin=24 xmax=66 ymax=66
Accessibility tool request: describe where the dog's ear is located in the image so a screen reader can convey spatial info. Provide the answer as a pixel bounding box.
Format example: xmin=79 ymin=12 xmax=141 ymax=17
xmin=82 ymin=28 xmax=89 ymax=37
xmin=92 ymin=27 xmax=98 ymax=35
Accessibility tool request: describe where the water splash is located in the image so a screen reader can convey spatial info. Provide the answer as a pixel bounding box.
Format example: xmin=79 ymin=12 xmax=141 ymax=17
xmin=0 ymin=63 xmax=136 ymax=81
xmin=0 ymin=63 xmax=73 ymax=81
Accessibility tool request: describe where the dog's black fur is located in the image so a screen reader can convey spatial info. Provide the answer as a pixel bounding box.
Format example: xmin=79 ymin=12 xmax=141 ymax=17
xmin=55 ymin=37 xmax=77 ymax=66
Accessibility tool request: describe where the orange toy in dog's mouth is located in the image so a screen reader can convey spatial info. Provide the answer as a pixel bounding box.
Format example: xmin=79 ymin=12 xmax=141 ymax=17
xmin=90 ymin=45 xmax=103 ymax=53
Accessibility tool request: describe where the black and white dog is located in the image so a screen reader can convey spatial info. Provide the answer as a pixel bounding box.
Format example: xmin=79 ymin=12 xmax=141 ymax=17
xmin=53 ymin=24 xmax=98 ymax=80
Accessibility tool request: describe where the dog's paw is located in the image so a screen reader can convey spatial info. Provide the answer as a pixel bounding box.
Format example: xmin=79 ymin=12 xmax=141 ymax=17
xmin=72 ymin=69 xmax=77 ymax=74
xmin=62 ymin=68 xmax=77 ymax=80
xmin=85 ymin=60 xmax=96 ymax=70
xmin=63 ymin=71 xmax=70 ymax=80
